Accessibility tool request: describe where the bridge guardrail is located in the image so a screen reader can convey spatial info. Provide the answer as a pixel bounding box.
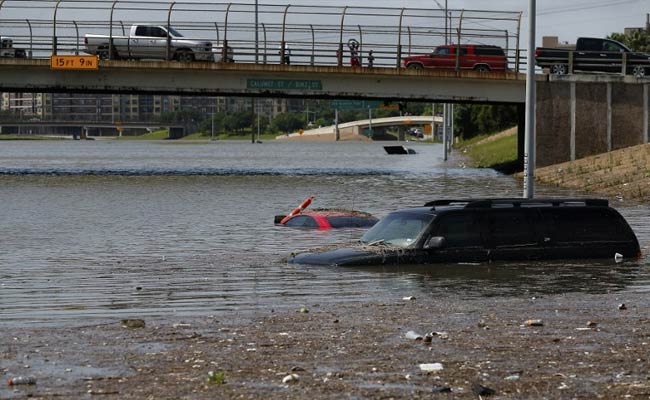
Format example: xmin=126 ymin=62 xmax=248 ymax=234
xmin=0 ymin=1 xmax=525 ymax=71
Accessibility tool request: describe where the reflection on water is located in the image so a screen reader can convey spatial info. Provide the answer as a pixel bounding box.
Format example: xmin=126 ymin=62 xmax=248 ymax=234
xmin=0 ymin=140 xmax=648 ymax=327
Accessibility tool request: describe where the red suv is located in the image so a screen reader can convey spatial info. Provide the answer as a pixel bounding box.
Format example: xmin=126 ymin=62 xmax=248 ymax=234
xmin=402 ymin=44 xmax=508 ymax=72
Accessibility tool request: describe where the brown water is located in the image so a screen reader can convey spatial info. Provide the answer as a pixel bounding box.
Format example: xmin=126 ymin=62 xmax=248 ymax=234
xmin=1 ymin=140 xmax=648 ymax=327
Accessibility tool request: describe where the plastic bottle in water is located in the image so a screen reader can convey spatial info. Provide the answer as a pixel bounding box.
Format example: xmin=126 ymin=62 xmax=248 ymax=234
xmin=8 ymin=376 xmax=36 ymax=386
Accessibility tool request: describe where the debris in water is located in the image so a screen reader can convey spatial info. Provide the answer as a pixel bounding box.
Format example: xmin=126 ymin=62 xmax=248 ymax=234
xmin=121 ymin=319 xmax=145 ymax=328
xmin=405 ymin=331 xmax=423 ymax=340
xmin=471 ymin=383 xmax=496 ymax=396
xmin=207 ymin=371 xmax=226 ymax=384
xmin=282 ymin=374 xmax=299 ymax=384
xmin=403 ymin=296 xmax=416 ymax=301
xmin=524 ymin=319 xmax=544 ymax=327
xmin=8 ymin=376 xmax=36 ymax=386
xmin=419 ymin=363 xmax=444 ymax=372
xmin=615 ymin=253 xmax=623 ymax=263
xmin=618 ymin=303 xmax=627 ymax=310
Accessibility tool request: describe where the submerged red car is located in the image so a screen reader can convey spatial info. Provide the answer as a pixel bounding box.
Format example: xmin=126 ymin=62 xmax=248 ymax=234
xmin=275 ymin=209 xmax=378 ymax=229
xmin=276 ymin=196 xmax=378 ymax=229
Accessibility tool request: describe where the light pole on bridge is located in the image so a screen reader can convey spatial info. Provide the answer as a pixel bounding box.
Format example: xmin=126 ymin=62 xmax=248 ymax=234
xmin=255 ymin=0 xmax=259 ymax=64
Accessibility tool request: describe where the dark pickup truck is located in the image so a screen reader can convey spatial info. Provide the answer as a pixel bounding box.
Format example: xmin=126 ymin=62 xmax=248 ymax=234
xmin=535 ymin=37 xmax=650 ymax=78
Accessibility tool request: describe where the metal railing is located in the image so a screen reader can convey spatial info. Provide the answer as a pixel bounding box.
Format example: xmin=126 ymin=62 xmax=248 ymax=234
xmin=535 ymin=50 xmax=650 ymax=78
xmin=0 ymin=1 xmax=526 ymax=71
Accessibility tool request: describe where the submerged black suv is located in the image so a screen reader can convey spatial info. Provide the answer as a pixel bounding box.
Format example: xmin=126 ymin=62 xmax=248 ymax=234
xmin=288 ymin=198 xmax=641 ymax=266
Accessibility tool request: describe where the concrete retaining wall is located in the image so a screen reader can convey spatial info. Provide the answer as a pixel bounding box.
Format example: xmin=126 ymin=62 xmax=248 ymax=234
xmin=536 ymin=76 xmax=649 ymax=168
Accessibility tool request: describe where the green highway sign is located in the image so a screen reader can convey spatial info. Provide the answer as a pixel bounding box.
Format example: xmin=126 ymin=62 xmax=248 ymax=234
xmin=329 ymin=100 xmax=385 ymax=110
xmin=247 ymin=79 xmax=322 ymax=90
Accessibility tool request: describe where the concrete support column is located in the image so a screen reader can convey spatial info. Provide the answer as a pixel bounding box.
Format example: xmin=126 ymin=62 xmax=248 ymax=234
xmin=643 ymin=85 xmax=650 ymax=143
xmin=334 ymin=109 xmax=340 ymax=141
xmin=570 ymin=82 xmax=576 ymax=161
xmin=607 ymin=83 xmax=612 ymax=151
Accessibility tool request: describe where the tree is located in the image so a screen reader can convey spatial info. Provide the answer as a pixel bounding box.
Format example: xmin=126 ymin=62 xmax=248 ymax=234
xmin=453 ymin=104 xmax=518 ymax=140
xmin=270 ymin=112 xmax=304 ymax=134
xmin=609 ymin=30 xmax=650 ymax=53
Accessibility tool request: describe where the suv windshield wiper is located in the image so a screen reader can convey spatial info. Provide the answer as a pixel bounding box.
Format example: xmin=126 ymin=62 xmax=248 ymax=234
xmin=365 ymin=239 xmax=386 ymax=246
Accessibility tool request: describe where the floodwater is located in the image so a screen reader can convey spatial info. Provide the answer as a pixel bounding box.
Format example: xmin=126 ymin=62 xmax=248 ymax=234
xmin=1 ymin=140 xmax=648 ymax=327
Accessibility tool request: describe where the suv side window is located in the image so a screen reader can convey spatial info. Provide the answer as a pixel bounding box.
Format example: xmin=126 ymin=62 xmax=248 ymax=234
xmin=475 ymin=47 xmax=505 ymax=56
xmin=434 ymin=47 xmax=450 ymax=56
xmin=540 ymin=208 xmax=627 ymax=243
xmin=434 ymin=212 xmax=482 ymax=247
xmin=485 ymin=210 xmax=537 ymax=247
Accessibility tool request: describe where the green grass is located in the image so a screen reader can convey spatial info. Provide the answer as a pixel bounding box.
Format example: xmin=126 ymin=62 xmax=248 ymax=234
xmin=116 ymin=129 xmax=170 ymax=140
xmin=0 ymin=134 xmax=66 ymax=140
xmin=186 ymin=132 xmax=280 ymax=141
xmin=459 ymin=132 xmax=518 ymax=169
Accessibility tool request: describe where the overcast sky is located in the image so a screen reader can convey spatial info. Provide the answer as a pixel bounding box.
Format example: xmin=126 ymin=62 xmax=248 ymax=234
xmin=253 ymin=0 xmax=647 ymax=45
xmin=3 ymin=0 xmax=647 ymax=52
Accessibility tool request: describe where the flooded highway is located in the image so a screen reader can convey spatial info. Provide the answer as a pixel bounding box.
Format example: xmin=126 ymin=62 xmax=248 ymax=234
xmin=1 ymin=140 xmax=649 ymax=327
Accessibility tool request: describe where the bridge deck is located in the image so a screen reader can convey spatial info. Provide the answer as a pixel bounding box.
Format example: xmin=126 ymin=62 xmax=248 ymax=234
xmin=0 ymin=59 xmax=527 ymax=103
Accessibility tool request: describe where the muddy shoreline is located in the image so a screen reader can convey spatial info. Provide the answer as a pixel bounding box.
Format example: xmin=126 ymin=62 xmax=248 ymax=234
xmin=4 ymin=288 xmax=650 ymax=399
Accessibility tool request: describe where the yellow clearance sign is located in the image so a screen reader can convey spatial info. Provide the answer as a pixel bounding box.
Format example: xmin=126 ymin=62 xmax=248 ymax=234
xmin=50 ymin=55 xmax=99 ymax=70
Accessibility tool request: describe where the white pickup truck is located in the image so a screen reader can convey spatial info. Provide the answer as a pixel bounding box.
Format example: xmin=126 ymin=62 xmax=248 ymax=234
xmin=84 ymin=24 xmax=230 ymax=62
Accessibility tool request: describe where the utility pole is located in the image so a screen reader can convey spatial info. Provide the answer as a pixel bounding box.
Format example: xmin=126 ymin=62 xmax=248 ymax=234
xmin=255 ymin=0 xmax=259 ymax=64
xmin=368 ymin=105 xmax=373 ymax=138
xmin=523 ymin=0 xmax=536 ymax=198
xmin=211 ymin=99 xmax=215 ymax=140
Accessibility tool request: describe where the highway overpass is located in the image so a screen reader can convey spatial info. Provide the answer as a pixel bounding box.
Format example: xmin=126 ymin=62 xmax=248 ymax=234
xmin=276 ymin=115 xmax=443 ymax=141
xmin=0 ymin=59 xmax=526 ymax=104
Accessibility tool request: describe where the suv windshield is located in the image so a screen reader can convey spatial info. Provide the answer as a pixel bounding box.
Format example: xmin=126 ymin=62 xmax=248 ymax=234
xmin=360 ymin=211 xmax=434 ymax=248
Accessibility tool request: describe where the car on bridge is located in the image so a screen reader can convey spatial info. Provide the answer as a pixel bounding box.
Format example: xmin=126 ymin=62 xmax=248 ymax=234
xmin=402 ymin=44 xmax=508 ymax=72
xmin=535 ymin=37 xmax=650 ymax=78
xmin=288 ymin=198 xmax=640 ymax=266
xmin=84 ymin=24 xmax=220 ymax=62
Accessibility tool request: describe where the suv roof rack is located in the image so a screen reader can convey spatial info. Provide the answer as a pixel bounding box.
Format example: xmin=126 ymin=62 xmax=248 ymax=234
xmin=424 ymin=198 xmax=609 ymax=208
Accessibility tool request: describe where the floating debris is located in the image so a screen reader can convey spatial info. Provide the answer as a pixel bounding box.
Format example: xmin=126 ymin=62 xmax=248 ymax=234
xmin=471 ymin=383 xmax=496 ymax=396
xmin=419 ymin=363 xmax=444 ymax=372
xmin=121 ymin=319 xmax=145 ymax=329
xmin=524 ymin=319 xmax=544 ymax=327
xmin=282 ymin=374 xmax=300 ymax=384
xmin=405 ymin=331 xmax=423 ymax=340
xmin=207 ymin=371 xmax=226 ymax=385
xmin=7 ymin=376 xmax=36 ymax=386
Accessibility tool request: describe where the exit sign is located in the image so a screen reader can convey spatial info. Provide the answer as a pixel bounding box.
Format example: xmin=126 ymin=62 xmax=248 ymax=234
xmin=247 ymin=79 xmax=322 ymax=90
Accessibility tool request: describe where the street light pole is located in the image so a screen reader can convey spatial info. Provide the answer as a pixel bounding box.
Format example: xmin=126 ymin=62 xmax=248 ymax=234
xmin=523 ymin=0 xmax=536 ymax=198
xmin=255 ymin=0 xmax=259 ymax=64
xmin=445 ymin=0 xmax=448 ymax=45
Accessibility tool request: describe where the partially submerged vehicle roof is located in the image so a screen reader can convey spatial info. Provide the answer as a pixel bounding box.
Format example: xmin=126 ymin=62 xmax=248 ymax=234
xmin=421 ymin=198 xmax=610 ymax=211
xmin=274 ymin=208 xmax=377 ymax=227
